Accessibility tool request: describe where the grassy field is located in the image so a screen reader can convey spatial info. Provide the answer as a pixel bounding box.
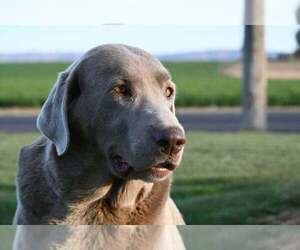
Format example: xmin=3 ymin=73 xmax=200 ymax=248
xmin=0 ymin=62 xmax=300 ymax=107
xmin=1 ymin=132 xmax=300 ymax=225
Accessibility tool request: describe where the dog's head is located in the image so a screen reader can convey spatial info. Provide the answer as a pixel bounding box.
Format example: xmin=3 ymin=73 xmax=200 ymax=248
xmin=37 ymin=44 xmax=186 ymax=182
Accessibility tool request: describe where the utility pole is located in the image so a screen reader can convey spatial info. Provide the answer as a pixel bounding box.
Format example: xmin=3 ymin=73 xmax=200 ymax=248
xmin=242 ymin=0 xmax=267 ymax=130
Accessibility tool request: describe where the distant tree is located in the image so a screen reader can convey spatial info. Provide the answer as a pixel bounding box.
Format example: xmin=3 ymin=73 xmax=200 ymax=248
xmin=295 ymin=6 xmax=300 ymax=57
xmin=295 ymin=31 xmax=300 ymax=57
xmin=242 ymin=0 xmax=267 ymax=130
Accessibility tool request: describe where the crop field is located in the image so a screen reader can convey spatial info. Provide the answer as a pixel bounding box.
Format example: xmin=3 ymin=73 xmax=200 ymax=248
xmin=0 ymin=62 xmax=300 ymax=107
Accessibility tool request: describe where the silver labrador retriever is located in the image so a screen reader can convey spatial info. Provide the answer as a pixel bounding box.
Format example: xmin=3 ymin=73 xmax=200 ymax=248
xmin=13 ymin=44 xmax=186 ymax=249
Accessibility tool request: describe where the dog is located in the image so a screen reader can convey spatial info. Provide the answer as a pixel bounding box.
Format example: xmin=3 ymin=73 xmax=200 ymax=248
xmin=13 ymin=44 xmax=186 ymax=249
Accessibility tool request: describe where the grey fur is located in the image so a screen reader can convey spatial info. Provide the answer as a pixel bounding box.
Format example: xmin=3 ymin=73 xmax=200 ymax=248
xmin=13 ymin=44 xmax=186 ymax=249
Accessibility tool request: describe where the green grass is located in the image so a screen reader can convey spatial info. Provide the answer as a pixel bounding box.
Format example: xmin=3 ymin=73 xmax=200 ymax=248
xmin=1 ymin=132 xmax=300 ymax=225
xmin=0 ymin=62 xmax=300 ymax=107
xmin=0 ymin=133 xmax=36 ymax=224
xmin=174 ymin=132 xmax=300 ymax=224
xmin=0 ymin=63 xmax=67 ymax=107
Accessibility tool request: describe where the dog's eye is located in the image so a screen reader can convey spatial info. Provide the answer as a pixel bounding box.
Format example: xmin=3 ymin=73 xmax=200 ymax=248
xmin=165 ymin=87 xmax=174 ymax=98
xmin=112 ymin=85 xmax=130 ymax=97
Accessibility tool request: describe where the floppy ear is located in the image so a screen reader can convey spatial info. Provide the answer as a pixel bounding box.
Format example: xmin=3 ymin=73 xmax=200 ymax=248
xmin=37 ymin=63 xmax=79 ymax=156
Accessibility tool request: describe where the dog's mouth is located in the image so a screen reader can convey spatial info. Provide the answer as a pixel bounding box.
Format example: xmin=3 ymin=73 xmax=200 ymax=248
xmin=109 ymin=152 xmax=176 ymax=180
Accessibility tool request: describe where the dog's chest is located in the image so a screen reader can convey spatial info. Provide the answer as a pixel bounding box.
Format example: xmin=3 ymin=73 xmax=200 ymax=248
xmin=62 ymin=179 xmax=170 ymax=225
xmin=56 ymin=225 xmax=182 ymax=250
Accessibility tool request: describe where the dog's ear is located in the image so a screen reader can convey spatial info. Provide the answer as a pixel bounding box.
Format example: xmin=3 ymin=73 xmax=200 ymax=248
xmin=37 ymin=62 xmax=80 ymax=156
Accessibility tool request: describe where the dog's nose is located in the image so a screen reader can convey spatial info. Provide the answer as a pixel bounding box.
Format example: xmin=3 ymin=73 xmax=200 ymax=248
xmin=153 ymin=127 xmax=186 ymax=156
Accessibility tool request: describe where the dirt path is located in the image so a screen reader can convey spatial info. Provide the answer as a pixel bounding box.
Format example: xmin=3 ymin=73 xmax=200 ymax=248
xmin=220 ymin=61 xmax=300 ymax=80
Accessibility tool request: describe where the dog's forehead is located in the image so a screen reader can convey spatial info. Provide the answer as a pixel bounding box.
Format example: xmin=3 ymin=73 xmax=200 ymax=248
xmin=84 ymin=44 xmax=170 ymax=83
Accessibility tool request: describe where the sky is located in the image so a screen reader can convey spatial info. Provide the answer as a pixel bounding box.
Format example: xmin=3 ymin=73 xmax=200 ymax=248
xmin=1 ymin=0 xmax=300 ymax=54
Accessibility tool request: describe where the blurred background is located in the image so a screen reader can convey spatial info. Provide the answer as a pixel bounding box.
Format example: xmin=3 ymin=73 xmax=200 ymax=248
xmin=0 ymin=0 xmax=300 ymax=225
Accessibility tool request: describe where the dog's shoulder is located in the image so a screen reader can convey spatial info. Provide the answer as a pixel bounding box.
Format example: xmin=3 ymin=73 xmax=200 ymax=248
xmin=19 ymin=136 xmax=47 ymax=160
xmin=18 ymin=136 xmax=52 ymax=181
xmin=16 ymin=136 xmax=61 ymax=224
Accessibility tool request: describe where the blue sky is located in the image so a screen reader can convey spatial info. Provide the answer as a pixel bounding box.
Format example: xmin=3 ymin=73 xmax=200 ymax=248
xmin=2 ymin=0 xmax=300 ymax=25
xmin=1 ymin=0 xmax=300 ymax=54
xmin=1 ymin=26 xmax=299 ymax=54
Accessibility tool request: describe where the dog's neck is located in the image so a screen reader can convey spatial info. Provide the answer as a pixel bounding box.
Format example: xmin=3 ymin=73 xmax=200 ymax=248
xmin=58 ymin=147 xmax=153 ymax=207
xmin=60 ymin=177 xmax=170 ymax=225
xmin=109 ymin=179 xmax=154 ymax=208
xmin=62 ymin=129 xmax=155 ymax=209
xmin=54 ymin=147 xmax=171 ymax=225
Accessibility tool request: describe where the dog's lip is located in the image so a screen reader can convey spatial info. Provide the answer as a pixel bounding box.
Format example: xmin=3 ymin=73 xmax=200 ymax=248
xmin=152 ymin=161 xmax=176 ymax=171
xmin=148 ymin=167 xmax=170 ymax=179
xmin=109 ymin=152 xmax=176 ymax=177
xmin=148 ymin=161 xmax=176 ymax=179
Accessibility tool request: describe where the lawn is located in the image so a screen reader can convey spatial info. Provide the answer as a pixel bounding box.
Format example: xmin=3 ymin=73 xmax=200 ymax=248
xmin=1 ymin=132 xmax=300 ymax=225
xmin=0 ymin=62 xmax=300 ymax=107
